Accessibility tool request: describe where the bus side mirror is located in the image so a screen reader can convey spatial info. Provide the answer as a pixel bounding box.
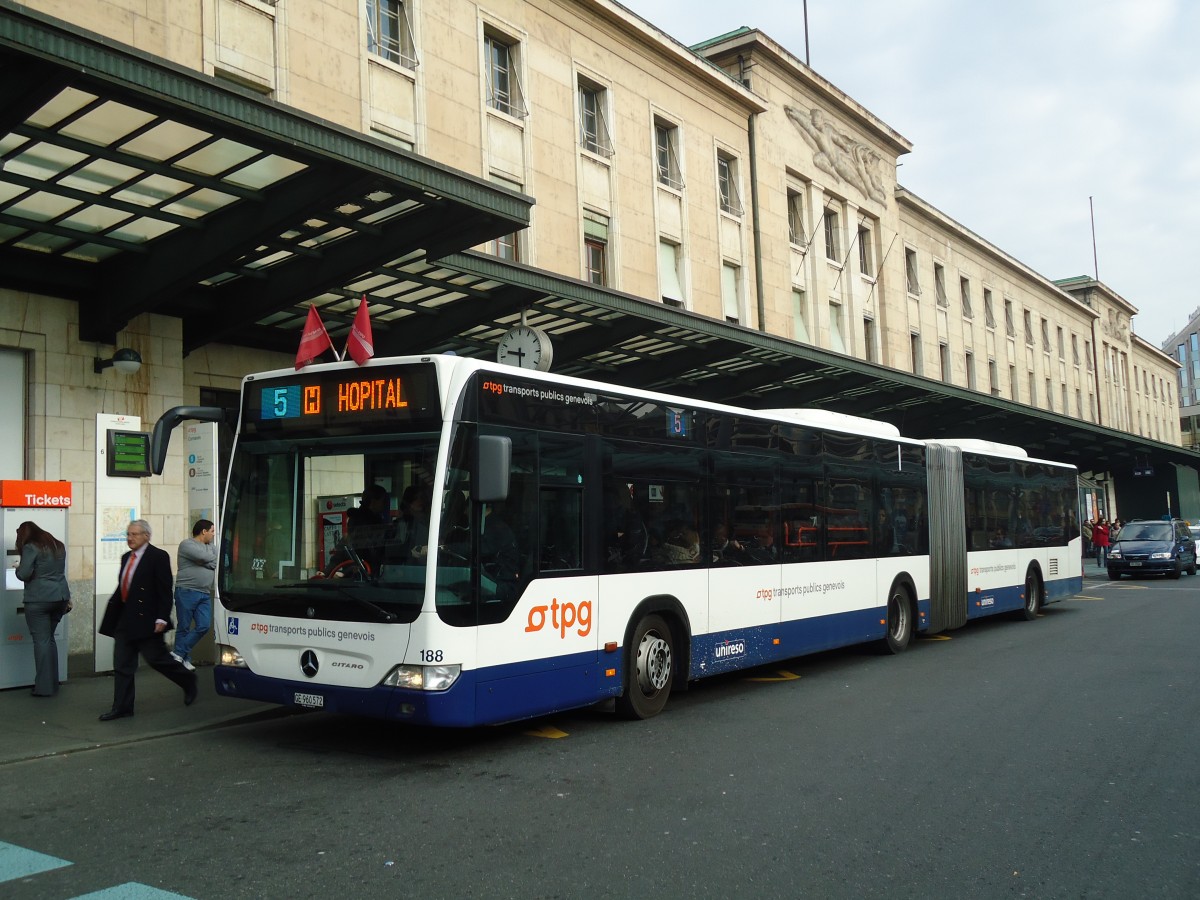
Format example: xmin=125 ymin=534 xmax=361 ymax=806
xmin=475 ymin=435 xmax=511 ymax=503
xmin=150 ymin=406 xmax=224 ymax=475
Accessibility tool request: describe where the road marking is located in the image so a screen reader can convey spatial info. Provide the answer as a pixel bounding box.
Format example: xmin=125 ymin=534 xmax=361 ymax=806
xmin=745 ymin=670 xmax=801 ymax=682
xmin=920 ymin=635 xmax=952 ymax=641
xmin=71 ymin=885 xmax=194 ymax=899
xmin=1075 ymin=595 xmax=1104 ymax=600
xmin=524 ymin=724 xmax=569 ymax=739
xmin=0 ymin=841 xmax=70 ymax=883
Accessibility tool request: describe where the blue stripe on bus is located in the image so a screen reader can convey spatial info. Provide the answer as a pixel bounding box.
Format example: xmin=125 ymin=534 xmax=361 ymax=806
xmin=965 ymin=575 xmax=1081 ymax=619
xmin=0 ymin=841 xmax=70 ymax=884
xmin=215 ymin=576 xmax=1076 ymax=727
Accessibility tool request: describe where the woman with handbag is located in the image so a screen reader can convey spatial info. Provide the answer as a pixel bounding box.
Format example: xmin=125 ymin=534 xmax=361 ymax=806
xmin=14 ymin=521 xmax=71 ymax=697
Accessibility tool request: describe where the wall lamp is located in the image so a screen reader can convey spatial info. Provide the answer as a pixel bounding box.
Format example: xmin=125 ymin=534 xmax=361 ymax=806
xmin=94 ymin=348 xmax=143 ymax=375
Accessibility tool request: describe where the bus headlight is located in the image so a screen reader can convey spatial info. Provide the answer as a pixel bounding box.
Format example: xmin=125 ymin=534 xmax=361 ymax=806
xmin=217 ymin=644 xmax=248 ymax=668
xmin=383 ymin=664 xmax=461 ymax=691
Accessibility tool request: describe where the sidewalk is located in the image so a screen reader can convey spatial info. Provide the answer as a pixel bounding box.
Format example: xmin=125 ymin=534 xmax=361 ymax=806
xmin=1 ymin=662 xmax=285 ymax=766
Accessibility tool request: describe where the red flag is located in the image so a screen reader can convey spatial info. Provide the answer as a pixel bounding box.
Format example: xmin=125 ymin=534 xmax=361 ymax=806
xmin=345 ymin=296 xmax=375 ymax=366
xmin=295 ymin=304 xmax=333 ymax=370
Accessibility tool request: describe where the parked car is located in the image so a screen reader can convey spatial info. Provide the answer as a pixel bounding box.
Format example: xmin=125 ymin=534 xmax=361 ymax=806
xmin=1107 ymin=519 xmax=1197 ymax=580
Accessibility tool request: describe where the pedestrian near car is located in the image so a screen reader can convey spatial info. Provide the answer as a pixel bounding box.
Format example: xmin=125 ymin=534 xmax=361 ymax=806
xmin=1092 ymin=518 xmax=1110 ymax=567
xmin=13 ymin=521 xmax=71 ymax=697
xmin=172 ymin=518 xmax=216 ymax=671
xmin=97 ymin=519 xmax=197 ymax=720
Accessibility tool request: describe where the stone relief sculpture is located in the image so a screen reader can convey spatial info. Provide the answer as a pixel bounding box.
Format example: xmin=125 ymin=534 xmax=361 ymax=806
xmin=785 ymin=105 xmax=887 ymax=205
xmin=1103 ymin=308 xmax=1130 ymax=344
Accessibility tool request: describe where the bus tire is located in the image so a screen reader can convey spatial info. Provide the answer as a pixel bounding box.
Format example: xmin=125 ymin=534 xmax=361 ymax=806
xmin=616 ymin=614 xmax=673 ymax=720
xmin=1020 ymin=568 xmax=1042 ymax=620
xmin=883 ymin=583 xmax=913 ymax=654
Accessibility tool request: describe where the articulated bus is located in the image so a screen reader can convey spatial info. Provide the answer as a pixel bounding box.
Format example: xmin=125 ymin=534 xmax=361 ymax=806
xmin=187 ymin=354 xmax=1081 ymax=726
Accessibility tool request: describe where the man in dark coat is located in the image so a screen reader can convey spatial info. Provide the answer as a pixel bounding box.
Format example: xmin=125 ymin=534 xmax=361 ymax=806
xmin=98 ymin=519 xmax=197 ymax=720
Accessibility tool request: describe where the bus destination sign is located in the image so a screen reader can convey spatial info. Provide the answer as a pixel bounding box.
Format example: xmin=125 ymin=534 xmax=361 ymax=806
xmin=245 ymin=365 xmax=440 ymax=432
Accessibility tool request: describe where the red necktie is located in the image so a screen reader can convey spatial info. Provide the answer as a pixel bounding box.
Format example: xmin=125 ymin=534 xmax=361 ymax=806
xmin=121 ymin=555 xmax=136 ymax=601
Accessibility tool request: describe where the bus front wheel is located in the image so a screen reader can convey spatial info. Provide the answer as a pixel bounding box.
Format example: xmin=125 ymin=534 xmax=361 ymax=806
xmin=616 ymin=614 xmax=673 ymax=720
xmin=884 ymin=585 xmax=913 ymax=654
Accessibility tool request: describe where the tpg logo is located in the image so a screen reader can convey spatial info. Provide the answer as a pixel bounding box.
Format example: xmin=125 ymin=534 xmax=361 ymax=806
xmin=227 ymin=617 xmax=239 ymax=635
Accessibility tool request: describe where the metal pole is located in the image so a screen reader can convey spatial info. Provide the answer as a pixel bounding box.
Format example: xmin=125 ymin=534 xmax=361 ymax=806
xmin=1089 ymin=196 xmax=1099 ymax=280
xmin=803 ymin=0 xmax=810 ymax=65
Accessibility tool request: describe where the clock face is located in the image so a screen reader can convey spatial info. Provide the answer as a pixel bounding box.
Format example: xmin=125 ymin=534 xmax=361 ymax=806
xmin=497 ymin=325 xmax=553 ymax=371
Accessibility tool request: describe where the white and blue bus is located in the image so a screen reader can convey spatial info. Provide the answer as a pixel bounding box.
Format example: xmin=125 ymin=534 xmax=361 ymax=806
xmin=190 ymin=354 xmax=1081 ymax=726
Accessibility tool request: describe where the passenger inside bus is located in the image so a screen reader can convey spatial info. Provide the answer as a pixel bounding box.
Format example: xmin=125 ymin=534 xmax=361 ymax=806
xmin=396 ymin=484 xmax=431 ymax=561
xmin=603 ymin=482 xmax=648 ymax=570
xmin=653 ymin=523 xmax=700 ymax=565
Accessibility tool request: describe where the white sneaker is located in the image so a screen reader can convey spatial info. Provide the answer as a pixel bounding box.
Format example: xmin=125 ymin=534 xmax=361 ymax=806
xmin=171 ymin=651 xmax=196 ymax=671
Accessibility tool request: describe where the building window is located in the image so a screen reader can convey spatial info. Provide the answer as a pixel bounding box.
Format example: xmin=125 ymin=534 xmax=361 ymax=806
xmin=1009 ymin=365 xmax=1018 ymax=398
xmin=1029 ymin=372 xmax=1037 ymax=405
xmin=1056 ymin=326 xmax=1065 ymax=359
xmin=1072 ymin=334 xmax=1080 ymax=365
xmin=585 ymin=238 xmax=607 ymax=285
xmin=829 ymin=302 xmax=846 ymax=353
xmin=792 ymin=289 xmax=809 ymax=343
xmin=1062 ymin=385 xmax=1068 ymax=413
xmin=721 ymin=263 xmax=741 ymax=323
xmin=485 ymin=32 xmax=527 ymax=119
xmin=655 ymin=119 xmax=684 ymax=190
xmin=1045 ymin=378 xmax=1053 ymax=410
xmin=1023 ymin=310 xmax=1035 ymax=346
xmin=1085 ymin=340 xmax=1093 ymax=371
xmin=717 ymin=153 xmax=743 ymax=216
xmin=910 ymin=333 xmax=922 ymax=375
xmin=983 ymin=288 xmax=995 ymax=328
xmin=960 ymin=277 xmax=972 ymax=318
xmin=787 ymin=189 xmax=805 ymax=246
xmin=1004 ymin=299 xmax=1016 ymax=337
xmin=863 ymin=317 xmax=877 ymax=363
xmin=583 ymin=212 xmax=609 ymax=285
xmin=579 ymin=79 xmax=613 ymax=157
xmin=366 ymin=0 xmax=417 ymax=68
xmin=658 ymin=239 xmax=683 ymax=307
xmin=858 ymin=225 xmax=874 ymax=276
xmin=933 ymin=263 xmax=948 ymax=307
xmin=989 ymin=359 xmax=999 ymax=396
xmin=905 ymin=248 xmax=920 ymax=295
xmin=484 ymin=175 xmax=522 ymax=260
xmin=965 ymin=349 xmax=976 ymax=390
xmin=1076 ymin=389 xmax=1082 ymax=417
xmin=823 ymin=208 xmax=840 ymax=262
xmin=1041 ymin=317 xmax=1051 ymax=352
xmin=486 ymin=231 xmax=519 ymax=261
xmin=940 ymin=342 xmax=951 ymax=382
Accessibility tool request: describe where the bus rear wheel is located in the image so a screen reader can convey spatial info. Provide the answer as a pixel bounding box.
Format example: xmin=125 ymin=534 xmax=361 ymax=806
xmin=616 ymin=614 xmax=673 ymax=720
xmin=884 ymin=585 xmax=912 ymax=654
xmin=1020 ymin=569 xmax=1042 ymax=620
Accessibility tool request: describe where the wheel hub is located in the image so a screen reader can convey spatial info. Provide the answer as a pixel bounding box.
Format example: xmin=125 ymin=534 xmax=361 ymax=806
xmin=636 ymin=632 xmax=671 ymax=693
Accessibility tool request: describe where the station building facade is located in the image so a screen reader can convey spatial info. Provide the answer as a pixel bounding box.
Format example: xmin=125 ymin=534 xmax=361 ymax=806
xmin=0 ymin=0 xmax=1182 ymax=660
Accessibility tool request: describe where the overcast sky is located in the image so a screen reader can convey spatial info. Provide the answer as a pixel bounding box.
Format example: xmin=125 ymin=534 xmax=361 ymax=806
xmin=621 ymin=0 xmax=1199 ymax=350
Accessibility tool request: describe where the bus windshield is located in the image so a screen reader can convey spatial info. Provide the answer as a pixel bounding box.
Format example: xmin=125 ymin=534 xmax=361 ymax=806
xmin=219 ymin=433 xmax=439 ymax=624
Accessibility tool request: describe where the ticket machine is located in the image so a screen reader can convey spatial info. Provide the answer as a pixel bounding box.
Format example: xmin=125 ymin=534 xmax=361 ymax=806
xmin=1 ymin=480 xmax=71 ymax=689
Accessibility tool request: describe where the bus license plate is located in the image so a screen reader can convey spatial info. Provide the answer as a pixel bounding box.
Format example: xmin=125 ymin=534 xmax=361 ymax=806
xmin=294 ymin=692 xmax=324 ymax=708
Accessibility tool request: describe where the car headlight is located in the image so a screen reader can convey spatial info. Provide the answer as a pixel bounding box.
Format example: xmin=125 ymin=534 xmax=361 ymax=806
xmin=217 ymin=644 xmax=248 ymax=668
xmin=1107 ymin=549 xmax=1122 ymax=559
xmin=383 ymin=664 xmax=461 ymax=691
xmin=1150 ymin=551 xmax=1171 ymax=559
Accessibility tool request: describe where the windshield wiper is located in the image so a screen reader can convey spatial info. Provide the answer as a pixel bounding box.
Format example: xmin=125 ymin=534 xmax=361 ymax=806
xmin=272 ymin=581 xmax=396 ymax=622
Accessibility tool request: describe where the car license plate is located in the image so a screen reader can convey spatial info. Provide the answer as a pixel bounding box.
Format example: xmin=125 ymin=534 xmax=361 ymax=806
xmin=294 ymin=692 xmax=324 ymax=708
xmin=1129 ymin=561 xmax=1142 ymax=567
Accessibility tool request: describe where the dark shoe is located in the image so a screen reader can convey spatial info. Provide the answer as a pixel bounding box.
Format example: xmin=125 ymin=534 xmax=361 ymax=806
xmin=31 ymin=691 xmax=54 ymax=697
xmin=99 ymin=709 xmax=133 ymax=721
xmin=184 ymin=680 xmax=198 ymax=706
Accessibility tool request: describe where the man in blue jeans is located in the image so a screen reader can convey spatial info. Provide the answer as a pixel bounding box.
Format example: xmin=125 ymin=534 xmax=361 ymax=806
xmin=172 ymin=519 xmax=217 ymax=670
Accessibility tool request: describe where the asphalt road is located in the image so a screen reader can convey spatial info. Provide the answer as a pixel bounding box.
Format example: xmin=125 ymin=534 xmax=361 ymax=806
xmin=2 ymin=575 xmax=1198 ymax=899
